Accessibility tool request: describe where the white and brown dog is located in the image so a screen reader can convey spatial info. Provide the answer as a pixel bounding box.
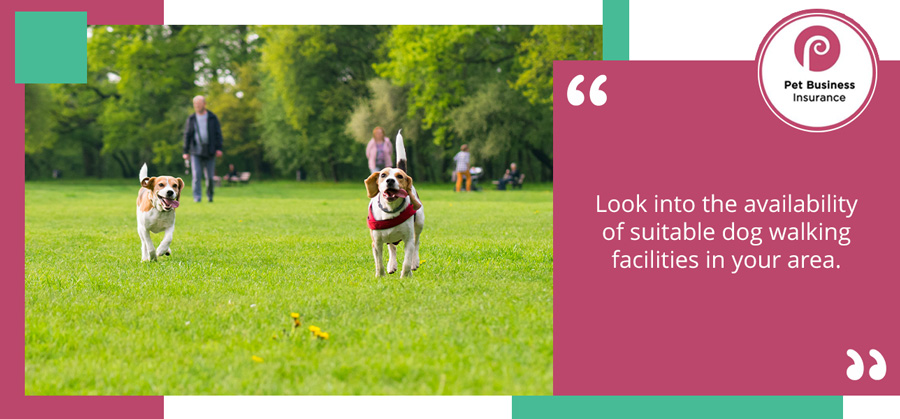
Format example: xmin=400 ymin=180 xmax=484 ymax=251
xmin=136 ymin=163 xmax=183 ymax=262
xmin=364 ymin=130 xmax=424 ymax=277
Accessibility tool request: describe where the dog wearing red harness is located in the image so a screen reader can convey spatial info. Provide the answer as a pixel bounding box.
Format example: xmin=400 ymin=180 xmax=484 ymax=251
xmin=364 ymin=130 xmax=424 ymax=277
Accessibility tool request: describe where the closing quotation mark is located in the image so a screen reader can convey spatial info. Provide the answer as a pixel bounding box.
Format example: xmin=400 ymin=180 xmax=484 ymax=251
xmin=846 ymin=349 xmax=887 ymax=381
xmin=567 ymin=74 xmax=607 ymax=106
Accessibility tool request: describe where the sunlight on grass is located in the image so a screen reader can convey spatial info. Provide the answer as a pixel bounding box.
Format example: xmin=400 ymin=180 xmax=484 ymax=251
xmin=25 ymin=180 xmax=553 ymax=395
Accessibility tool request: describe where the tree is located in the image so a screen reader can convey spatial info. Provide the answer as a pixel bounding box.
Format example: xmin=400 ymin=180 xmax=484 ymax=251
xmin=257 ymin=25 xmax=386 ymax=181
xmin=450 ymin=80 xmax=552 ymax=173
xmin=375 ymin=25 xmax=529 ymax=147
xmin=514 ymin=25 xmax=603 ymax=106
xmin=206 ymin=61 xmax=265 ymax=174
xmin=24 ymin=84 xmax=57 ymax=155
xmin=88 ymin=25 xmax=202 ymax=177
xmin=24 ymin=24 xmax=589 ymax=181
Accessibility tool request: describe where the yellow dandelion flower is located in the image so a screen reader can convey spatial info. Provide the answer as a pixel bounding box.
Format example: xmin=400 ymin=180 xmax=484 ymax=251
xmin=290 ymin=312 xmax=300 ymax=319
xmin=293 ymin=319 xmax=301 ymax=328
xmin=315 ymin=331 xmax=330 ymax=340
xmin=309 ymin=325 xmax=321 ymax=333
xmin=272 ymin=333 xmax=278 ymax=340
xmin=252 ymin=355 xmax=263 ymax=363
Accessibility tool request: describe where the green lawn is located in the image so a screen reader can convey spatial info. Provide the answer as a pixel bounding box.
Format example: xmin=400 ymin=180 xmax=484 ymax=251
xmin=25 ymin=180 xmax=553 ymax=395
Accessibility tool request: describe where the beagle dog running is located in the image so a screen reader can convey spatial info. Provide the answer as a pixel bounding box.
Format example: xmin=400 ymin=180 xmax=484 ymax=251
xmin=364 ymin=130 xmax=425 ymax=277
xmin=136 ymin=163 xmax=183 ymax=262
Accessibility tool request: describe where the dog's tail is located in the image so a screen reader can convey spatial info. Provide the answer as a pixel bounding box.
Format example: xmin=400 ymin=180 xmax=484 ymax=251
xmin=395 ymin=129 xmax=407 ymax=172
xmin=139 ymin=163 xmax=148 ymax=181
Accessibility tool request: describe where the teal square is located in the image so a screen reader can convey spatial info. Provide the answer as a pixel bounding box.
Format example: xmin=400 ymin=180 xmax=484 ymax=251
xmin=15 ymin=12 xmax=87 ymax=84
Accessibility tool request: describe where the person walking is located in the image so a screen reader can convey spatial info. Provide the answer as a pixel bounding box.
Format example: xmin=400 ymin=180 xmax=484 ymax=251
xmin=182 ymin=95 xmax=223 ymax=203
xmin=453 ymin=144 xmax=472 ymax=192
xmin=366 ymin=126 xmax=393 ymax=173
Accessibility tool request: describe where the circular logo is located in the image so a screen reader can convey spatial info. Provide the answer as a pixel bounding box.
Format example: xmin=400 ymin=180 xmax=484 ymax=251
xmin=794 ymin=26 xmax=840 ymax=71
xmin=757 ymin=10 xmax=878 ymax=132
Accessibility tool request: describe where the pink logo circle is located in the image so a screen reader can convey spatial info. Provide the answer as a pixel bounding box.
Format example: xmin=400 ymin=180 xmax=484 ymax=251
xmin=794 ymin=26 xmax=840 ymax=71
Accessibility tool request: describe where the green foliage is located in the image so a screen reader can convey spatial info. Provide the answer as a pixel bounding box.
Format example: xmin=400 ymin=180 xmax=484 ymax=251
xmin=375 ymin=25 xmax=528 ymax=147
xmin=257 ymin=26 xmax=386 ymax=181
xmin=450 ymin=81 xmax=550 ymax=163
xmin=87 ymin=25 xmax=201 ymax=176
xmin=24 ymin=85 xmax=56 ymax=154
xmin=346 ymin=78 xmax=415 ymax=145
xmin=26 ymin=180 xmax=553 ymax=394
xmin=24 ymin=24 xmax=601 ymax=181
xmin=207 ymin=61 xmax=264 ymax=173
xmin=514 ymin=25 xmax=603 ymax=106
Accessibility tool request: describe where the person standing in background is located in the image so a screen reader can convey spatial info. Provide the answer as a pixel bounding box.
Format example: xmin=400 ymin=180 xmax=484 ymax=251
xmin=454 ymin=144 xmax=472 ymax=192
xmin=366 ymin=126 xmax=393 ymax=173
xmin=182 ymin=95 xmax=223 ymax=203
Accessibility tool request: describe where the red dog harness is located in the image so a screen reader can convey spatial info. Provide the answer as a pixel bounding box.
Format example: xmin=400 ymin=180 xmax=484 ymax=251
xmin=368 ymin=203 xmax=417 ymax=230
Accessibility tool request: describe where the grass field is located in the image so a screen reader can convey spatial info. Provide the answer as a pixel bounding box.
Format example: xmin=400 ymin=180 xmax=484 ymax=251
xmin=25 ymin=180 xmax=553 ymax=395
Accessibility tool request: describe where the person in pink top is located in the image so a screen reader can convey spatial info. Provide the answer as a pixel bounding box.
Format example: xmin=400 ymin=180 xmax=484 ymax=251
xmin=366 ymin=126 xmax=393 ymax=173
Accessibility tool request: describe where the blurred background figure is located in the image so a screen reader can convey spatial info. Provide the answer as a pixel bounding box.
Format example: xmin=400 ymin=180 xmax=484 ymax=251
xmin=496 ymin=162 xmax=524 ymax=190
xmin=226 ymin=164 xmax=240 ymax=184
xmin=366 ymin=126 xmax=393 ymax=173
xmin=182 ymin=95 xmax=224 ymax=203
xmin=453 ymin=144 xmax=471 ymax=192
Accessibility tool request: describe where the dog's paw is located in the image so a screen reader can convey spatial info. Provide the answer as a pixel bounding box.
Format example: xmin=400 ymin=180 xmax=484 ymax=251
xmin=157 ymin=248 xmax=172 ymax=256
xmin=387 ymin=263 xmax=397 ymax=274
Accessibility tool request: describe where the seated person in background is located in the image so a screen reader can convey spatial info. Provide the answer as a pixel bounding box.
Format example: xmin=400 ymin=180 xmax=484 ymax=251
xmin=226 ymin=164 xmax=240 ymax=183
xmin=497 ymin=163 xmax=522 ymax=190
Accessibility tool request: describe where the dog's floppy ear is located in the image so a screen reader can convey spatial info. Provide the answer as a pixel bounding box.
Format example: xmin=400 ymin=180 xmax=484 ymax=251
xmin=403 ymin=175 xmax=422 ymax=210
xmin=141 ymin=177 xmax=157 ymax=190
xmin=175 ymin=178 xmax=184 ymax=201
xmin=364 ymin=172 xmax=380 ymax=198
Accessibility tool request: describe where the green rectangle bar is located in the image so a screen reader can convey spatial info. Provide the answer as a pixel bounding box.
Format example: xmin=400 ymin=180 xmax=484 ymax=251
xmin=15 ymin=12 xmax=87 ymax=84
xmin=512 ymin=396 xmax=842 ymax=418
xmin=603 ymin=0 xmax=629 ymax=60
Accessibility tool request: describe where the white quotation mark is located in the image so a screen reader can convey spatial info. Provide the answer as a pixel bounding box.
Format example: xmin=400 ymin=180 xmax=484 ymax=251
xmin=567 ymin=74 xmax=607 ymax=106
xmin=846 ymin=349 xmax=887 ymax=381
xmin=869 ymin=349 xmax=887 ymax=380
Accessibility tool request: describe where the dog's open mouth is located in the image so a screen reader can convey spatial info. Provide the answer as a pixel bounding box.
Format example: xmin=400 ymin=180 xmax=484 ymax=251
xmin=382 ymin=188 xmax=409 ymax=202
xmin=157 ymin=195 xmax=180 ymax=210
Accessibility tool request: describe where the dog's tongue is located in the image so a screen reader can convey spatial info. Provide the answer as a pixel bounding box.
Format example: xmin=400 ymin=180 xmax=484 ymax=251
xmin=384 ymin=189 xmax=409 ymax=200
xmin=160 ymin=197 xmax=179 ymax=209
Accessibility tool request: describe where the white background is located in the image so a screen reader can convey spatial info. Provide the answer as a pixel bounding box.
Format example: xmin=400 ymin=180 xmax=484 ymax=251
xmin=631 ymin=0 xmax=900 ymax=60
xmin=844 ymin=396 xmax=900 ymax=419
xmin=165 ymin=396 xmax=512 ymax=418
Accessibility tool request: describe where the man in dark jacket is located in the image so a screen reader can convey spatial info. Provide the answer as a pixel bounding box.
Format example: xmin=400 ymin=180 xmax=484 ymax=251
xmin=182 ymin=95 xmax=224 ymax=202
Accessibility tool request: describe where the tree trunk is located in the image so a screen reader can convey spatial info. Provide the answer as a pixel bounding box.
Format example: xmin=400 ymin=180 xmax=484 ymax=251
xmin=82 ymin=144 xmax=97 ymax=178
xmin=112 ymin=151 xmax=135 ymax=178
xmin=526 ymin=145 xmax=553 ymax=180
